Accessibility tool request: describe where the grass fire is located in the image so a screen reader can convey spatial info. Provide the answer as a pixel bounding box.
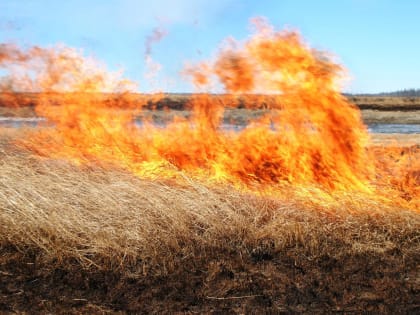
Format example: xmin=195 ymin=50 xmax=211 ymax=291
xmin=0 ymin=17 xmax=419 ymax=313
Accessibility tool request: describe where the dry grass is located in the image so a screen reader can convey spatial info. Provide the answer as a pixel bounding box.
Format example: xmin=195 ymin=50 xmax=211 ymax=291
xmin=2 ymin=140 xmax=414 ymax=267
xmin=348 ymin=96 xmax=420 ymax=110
xmin=371 ymin=133 xmax=420 ymax=146
xmin=362 ymin=109 xmax=420 ymax=124
xmin=0 ymin=130 xmax=419 ymax=313
xmin=0 ymin=105 xmax=36 ymax=117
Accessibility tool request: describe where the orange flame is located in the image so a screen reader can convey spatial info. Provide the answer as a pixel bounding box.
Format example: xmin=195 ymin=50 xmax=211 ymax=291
xmin=1 ymin=19 xmax=417 ymax=208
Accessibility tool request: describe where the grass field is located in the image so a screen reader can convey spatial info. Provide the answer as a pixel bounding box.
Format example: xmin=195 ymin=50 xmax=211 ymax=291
xmin=1 ymin=94 xmax=420 ymax=125
xmin=0 ymin=128 xmax=419 ymax=313
xmin=347 ymin=95 xmax=420 ymax=111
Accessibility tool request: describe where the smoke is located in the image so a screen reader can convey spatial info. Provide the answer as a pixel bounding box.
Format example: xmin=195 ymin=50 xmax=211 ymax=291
xmin=145 ymin=26 xmax=168 ymax=57
xmin=144 ymin=26 xmax=168 ymax=88
xmin=0 ymin=43 xmax=137 ymax=93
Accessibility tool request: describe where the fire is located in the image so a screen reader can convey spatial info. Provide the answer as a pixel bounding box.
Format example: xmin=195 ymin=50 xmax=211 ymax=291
xmin=0 ymin=19 xmax=418 ymax=208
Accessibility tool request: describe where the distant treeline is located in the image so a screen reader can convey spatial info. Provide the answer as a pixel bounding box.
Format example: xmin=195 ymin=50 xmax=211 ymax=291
xmin=347 ymin=89 xmax=420 ymax=97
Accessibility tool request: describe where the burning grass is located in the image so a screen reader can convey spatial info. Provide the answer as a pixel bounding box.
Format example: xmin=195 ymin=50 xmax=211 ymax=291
xmin=0 ymin=132 xmax=419 ymax=313
xmin=0 ymin=25 xmax=374 ymax=192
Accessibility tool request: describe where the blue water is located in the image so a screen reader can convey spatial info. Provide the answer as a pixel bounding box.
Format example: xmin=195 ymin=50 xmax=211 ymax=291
xmin=367 ymin=124 xmax=420 ymax=134
xmin=1 ymin=118 xmax=419 ymax=134
xmin=0 ymin=118 xmax=45 ymax=128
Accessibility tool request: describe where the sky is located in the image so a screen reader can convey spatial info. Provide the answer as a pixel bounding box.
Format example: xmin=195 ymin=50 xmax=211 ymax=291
xmin=1 ymin=0 xmax=419 ymax=93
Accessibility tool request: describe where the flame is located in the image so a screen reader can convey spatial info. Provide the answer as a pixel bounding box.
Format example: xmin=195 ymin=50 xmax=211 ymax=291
xmin=371 ymin=145 xmax=420 ymax=208
xmin=0 ymin=19 xmax=418 ymax=208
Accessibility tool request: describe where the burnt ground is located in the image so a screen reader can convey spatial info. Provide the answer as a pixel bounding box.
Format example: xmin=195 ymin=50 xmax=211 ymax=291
xmin=1 ymin=244 xmax=418 ymax=314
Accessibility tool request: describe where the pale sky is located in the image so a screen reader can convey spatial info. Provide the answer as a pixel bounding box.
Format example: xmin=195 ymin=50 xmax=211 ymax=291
xmin=1 ymin=0 xmax=419 ymax=93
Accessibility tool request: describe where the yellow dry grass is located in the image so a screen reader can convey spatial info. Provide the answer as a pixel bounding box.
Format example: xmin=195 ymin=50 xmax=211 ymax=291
xmin=0 ymin=129 xmax=418 ymax=271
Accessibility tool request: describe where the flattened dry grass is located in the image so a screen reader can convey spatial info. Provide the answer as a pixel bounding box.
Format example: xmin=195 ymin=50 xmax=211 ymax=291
xmin=0 ymin=130 xmax=419 ymax=313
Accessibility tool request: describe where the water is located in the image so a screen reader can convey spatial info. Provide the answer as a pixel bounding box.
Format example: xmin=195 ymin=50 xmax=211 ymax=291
xmin=1 ymin=117 xmax=419 ymax=134
xmin=367 ymin=124 xmax=420 ymax=134
xmin=0 ymin=117 xmax=45 ymax=128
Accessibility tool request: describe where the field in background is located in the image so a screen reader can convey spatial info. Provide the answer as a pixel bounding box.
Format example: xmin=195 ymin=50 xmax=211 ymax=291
xmin=0 ymin=128 xmax=419 ymax=313
xmin=347 ymin=95 xmax=420 ymax=110
xmin=1 ymin=94 xmax=420 ymax=125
